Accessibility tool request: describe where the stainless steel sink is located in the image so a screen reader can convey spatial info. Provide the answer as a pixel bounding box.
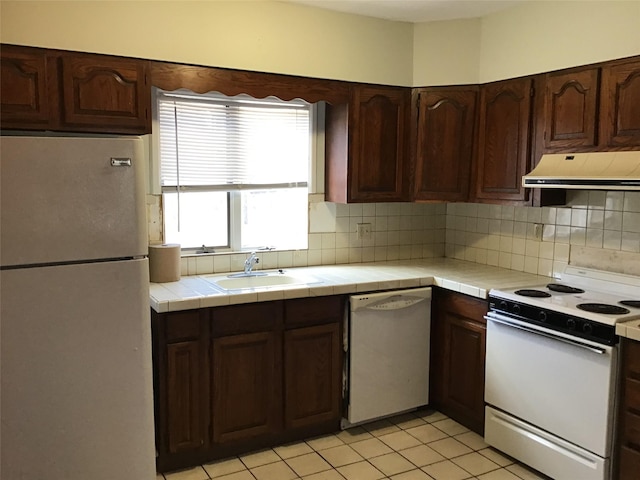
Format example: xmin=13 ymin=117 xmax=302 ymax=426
xmin=203 ymin=271 xmax=322 ymax=292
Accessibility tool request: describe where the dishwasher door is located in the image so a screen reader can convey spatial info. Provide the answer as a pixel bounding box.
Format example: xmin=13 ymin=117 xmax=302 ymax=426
xmin=345 ymin=287 xmax=431 ymax=426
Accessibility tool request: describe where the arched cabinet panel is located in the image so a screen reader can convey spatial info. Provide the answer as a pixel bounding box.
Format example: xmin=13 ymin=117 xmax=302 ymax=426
xmin=0 ymin=45 xmax=150 ymax=134
xmin=601 ymin=58 xmax=640 ymax=147
xmin=414 ymin=87 xmax=477 ymax=202
xmin=475 ymin=77 xmax=533 ymax=203
xmin=544 ymin=68 xmax=599 ymax=149
xmin=60 ymin=54 xmax=150 ymax=133
xmin=0 ymin=45 xmax=56 ymax=129
xmin=326 ymin=85 xmax=410 ymax=203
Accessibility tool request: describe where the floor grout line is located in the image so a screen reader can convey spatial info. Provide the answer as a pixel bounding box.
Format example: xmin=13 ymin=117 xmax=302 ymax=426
xmin=160 ymin=409 xmax=549 ymax=480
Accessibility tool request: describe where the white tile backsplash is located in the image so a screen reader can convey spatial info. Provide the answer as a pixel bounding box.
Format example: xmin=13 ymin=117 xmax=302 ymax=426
xmin=149 ymin=190 xmax=640 ymax=278
xmin=444 ymin=190 xmax=640 ymax=277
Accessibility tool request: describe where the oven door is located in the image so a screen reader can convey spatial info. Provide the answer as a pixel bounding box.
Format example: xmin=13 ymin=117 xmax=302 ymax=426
xmin=485 ymin=312 xmax=618 ymax=478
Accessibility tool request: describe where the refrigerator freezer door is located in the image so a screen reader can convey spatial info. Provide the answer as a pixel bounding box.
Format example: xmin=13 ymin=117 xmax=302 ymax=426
xmin=0 ymin=136 xmax=147 ymax=267
xmin=1 ymin=259 xmax=155 ymax=480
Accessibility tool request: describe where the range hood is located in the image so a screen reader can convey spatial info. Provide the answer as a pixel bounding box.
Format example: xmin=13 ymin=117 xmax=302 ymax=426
xmin=522 ymin=151 xmax=640 ymax=190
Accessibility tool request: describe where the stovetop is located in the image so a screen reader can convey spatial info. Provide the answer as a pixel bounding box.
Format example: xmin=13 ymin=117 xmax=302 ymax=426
xmin=490 ymin=266 xmax=640 ymax=326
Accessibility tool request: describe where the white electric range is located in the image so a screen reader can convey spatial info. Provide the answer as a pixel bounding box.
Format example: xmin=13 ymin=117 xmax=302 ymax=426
xmin=484 ymin=266 xmax=640 ymax=480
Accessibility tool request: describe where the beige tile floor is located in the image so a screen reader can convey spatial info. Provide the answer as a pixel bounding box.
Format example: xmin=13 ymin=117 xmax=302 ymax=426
xmin=158 ymin=409 xmax=551 ymax=480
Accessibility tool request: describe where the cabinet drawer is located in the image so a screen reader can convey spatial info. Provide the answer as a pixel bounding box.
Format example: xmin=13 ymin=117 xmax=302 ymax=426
xmin=212 ymin=301 xmax=282 ymax=336
xmin=624 ymin=340 xmax=640 ymax=378
xmin=626 ymin=377 xmax=640 ymax=413
xmin=284 ymin=296 xmax=344 ymax=328
xmin=166 ymin=310 xmax=207 ymax=342
xmin=619 ymin=445 xmax=640 ymax=480
xmin=623 ymin=411 xmax=640 ymax=450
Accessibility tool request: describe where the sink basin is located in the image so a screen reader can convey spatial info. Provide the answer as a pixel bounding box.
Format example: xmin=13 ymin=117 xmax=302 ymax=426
xmin=204 ymin=271 xmax=322 ymax=292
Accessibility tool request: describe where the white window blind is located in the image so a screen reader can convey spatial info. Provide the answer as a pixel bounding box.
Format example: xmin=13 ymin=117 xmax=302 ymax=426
xmin=158 ymin=93 xmax=310 ymax=189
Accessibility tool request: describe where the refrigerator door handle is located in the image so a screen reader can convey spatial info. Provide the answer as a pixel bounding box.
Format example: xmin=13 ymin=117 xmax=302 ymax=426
xmin=111 ymin=157 xmax=132 ymax=167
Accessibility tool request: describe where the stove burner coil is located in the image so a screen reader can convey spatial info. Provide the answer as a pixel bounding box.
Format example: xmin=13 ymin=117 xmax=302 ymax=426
xmin=620 ymin=300 xmax=640 ymax=309
xmin=514 ymin=289 xmax=552 ymax=298
xmin=577 ymin=303 xmax=631 ymax=315
xmin=546 ymin=283 xmax=585 ymax=294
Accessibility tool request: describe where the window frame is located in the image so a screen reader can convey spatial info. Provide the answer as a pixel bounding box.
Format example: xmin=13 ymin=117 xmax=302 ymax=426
xmin=150 ymin=88 xmax=320 ymax=254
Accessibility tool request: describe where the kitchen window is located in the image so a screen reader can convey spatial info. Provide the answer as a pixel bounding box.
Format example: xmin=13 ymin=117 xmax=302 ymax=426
xmin=156 ymin=90 xmax=311 ymax=252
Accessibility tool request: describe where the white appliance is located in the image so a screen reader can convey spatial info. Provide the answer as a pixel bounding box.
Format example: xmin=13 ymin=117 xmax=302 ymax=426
xmin=344 ymin=287 xmax=431 ymax=427
xmin=1 ymin=136 xmax=156 ymax=480
xmin=522 ymin=151 xmax=640 ymax=190
xmin=485 ymin=267 xmax=640 ymax=480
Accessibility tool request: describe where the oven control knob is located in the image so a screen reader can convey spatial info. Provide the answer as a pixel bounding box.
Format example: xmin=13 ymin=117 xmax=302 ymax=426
xmin=583 ymin=323 xmax=593 ymax=334
xmin=567 ymin=318 xmax=576 ymax=330
xmin=539 ymin=311 xmax=547 ymax=322
xmin=500 ymin=301 xmax=508 ymax=311
xmin=512 ymin=304 xmax=521 ymax=315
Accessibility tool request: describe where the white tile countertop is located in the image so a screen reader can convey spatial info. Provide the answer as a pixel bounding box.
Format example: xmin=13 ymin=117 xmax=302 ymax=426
xmin=149 ymin=258 xmax=553 ymax=313
xmin=616 ymin=321 xmax=640 ymax=343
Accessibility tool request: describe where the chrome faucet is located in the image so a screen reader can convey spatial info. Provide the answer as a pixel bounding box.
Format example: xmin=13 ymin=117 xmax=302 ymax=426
xmin=244 ymin=251 xmax=259 ymax=275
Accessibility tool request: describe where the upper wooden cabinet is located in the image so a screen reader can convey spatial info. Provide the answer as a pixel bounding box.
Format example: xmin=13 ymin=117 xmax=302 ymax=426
xmin=326 ymin=85 xmax=410 ymax=203
xmin=539 ymin=57 xmax=640 ymax=154
xmin=0 ymin=45 xmax=151 ymax=134
xmin=58 ymin=53 xmax=150 ymax=133
xmin=600 ymin=58 xmax=640 ymax=148
xmin=474 ymin=77 xmax=533 ymax=203
xmin=0 ymin=45 xmax=55 ymax=130
xmin=543 ymin=67 xmax=600 ymax=150
xmin=413 ymin=87 xmax=477 ymax=202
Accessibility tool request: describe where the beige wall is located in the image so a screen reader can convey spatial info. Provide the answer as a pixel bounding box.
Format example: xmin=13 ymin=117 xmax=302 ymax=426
xmin=0 ymin=0 xmax=414 ymax=86
xmin=2 ymin=1 xmax=639 ymax=87
xmin=412 ymin=18 xmax=481 ymax=86
xmin=478 ymin=0 xmax=640 ymax=83
xmin=412 ymin=1 xmax=640 ymax=86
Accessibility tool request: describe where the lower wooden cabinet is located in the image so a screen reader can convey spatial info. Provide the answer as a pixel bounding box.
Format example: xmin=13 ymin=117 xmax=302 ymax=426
xmin=615 ymin=338 xmax=640 ymax=480
xmin=430 ymin=288 xmax=488 ymax=434
xmin=152 ymin=309 xmax=210 ymax=470
xmin=284 ymin=322 xmax=342 ymax=430
xmin=152 ymin=296 xmax=344 ymax=473
xmin=212 ymin=331 xmax=281 ymax=445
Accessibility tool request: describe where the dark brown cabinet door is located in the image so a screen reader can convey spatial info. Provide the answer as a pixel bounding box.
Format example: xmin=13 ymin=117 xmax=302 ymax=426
xmin=284 ymin=322 xmax=342 ymax=430
xmin=152 ymin=309 xmax=209 ymax=472
xmin=430 ymin=289 xmax=488 ymax=434
xmin=615 ymin=339 xmax=640 ymax=480
xmin=1 ymin=45 xmax=151 ymax=134
xmin=325 ymin=85 xmax=409 ymax=203
xmin=59 ymin=54 xmax=150 ymax=134
xmin=414 ymin=87 xmax=477 ymax=202
xmin=475 ymin=78 xmax=533 ymax=203
xmin=0 ymin=45 xmax=56 ymax=130
xmin=212 ymin=331 xmax=281 ymax=445
xmin=166 ymin=340 xmax=207 ymax=453
xmin=350 ymin=86 xmax=408 ymax=202
xmin=544 ymin=68 xmax=599 ymax=150
xmin=600 ymin=58 xmax=640 ymax=147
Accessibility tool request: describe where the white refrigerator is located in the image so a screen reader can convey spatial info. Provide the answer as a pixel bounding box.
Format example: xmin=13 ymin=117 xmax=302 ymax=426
xmin=1 ymin=136 xmax=156 ymax=480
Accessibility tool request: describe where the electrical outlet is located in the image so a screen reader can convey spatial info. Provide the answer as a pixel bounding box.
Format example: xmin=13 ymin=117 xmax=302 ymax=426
xmin=534 ymin=223 xmax=544 ymax=241
xmin=357 ymin=222 xmax=372 ymax=240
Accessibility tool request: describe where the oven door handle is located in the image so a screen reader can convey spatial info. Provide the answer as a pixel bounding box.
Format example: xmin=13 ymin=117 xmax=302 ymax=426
xmin=485 ymin=313 xmax=607 ymax=355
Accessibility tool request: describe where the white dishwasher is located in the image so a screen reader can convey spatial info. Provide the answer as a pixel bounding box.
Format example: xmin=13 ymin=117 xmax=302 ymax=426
xmin=344 ymin=287 xmax=431 ymax=427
